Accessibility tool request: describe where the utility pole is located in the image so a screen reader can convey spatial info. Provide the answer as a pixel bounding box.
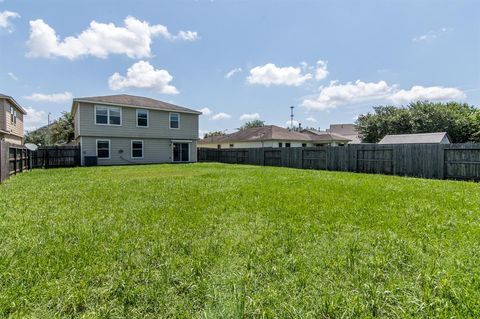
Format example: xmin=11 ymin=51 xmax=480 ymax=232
xmin=290 ymin=106 xmax=294 ymax=130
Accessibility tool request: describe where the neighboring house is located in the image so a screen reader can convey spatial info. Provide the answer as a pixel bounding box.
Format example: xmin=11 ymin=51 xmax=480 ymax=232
xmin=326 ymin=123 xmax=362 ymax=144
xmin=0 ymin=93 xmax=27 ymax=145
xmin=198 ymin=125 xmax=351 ymax=149
xmin=72 ymin=94 xmax=201 ymax=165
xmin=378 ymin=132 xmax=451 ymax=144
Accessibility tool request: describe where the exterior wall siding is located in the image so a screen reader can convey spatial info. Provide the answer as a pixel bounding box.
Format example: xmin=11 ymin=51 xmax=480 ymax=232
xmin=200 ymin=141 xmax=318 ymax=149
xmin=4 ymin=101 xmax=24 ymax=138
xmin=81 ymin=137 xmax=197 ymax=166
xmin=0 ymin=99 xmax=5 ymax=131
xmin=78 ymin=102 xmax=198 ymax=139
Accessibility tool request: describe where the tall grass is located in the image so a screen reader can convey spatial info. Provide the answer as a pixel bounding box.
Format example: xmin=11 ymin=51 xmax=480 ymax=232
xmin=0 ymin=163 xmax=479 ymax=318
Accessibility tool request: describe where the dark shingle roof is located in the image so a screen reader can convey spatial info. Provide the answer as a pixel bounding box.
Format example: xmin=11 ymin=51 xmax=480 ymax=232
xmin=73 ymin=94 xmax=201 ymax=114
xmin=378 ymin=132 xmax=450 ymax=144
xmin=199 ymin=125 xmax=352 ymax=144
xmin=0 ymin=93 xmax=27 ymax=114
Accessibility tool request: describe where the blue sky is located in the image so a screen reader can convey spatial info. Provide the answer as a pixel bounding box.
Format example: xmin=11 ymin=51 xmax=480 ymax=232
xmin=1 ymin=0 xmax=479 ymax=134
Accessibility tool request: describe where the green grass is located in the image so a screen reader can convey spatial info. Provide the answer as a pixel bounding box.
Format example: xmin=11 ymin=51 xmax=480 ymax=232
xmin=1 ymin=163 xmax=479 ymax=318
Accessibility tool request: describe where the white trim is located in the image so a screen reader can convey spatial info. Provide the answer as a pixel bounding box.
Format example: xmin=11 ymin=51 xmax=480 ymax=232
xmin=171 ymin=139 xmax=192 ymax=143
xmin=73 ymin=99 xmax=201 ymax=115
xmin=78 ymin=104 xmax=81 ymax=136
xmin=131 ymin=140 xmax=144 ymax=159
xmin=96 ymin=139 xmax=111 ymax=159
xmin=94 ymin=105 xmax=122 ymax=126
xmin=169 ymin=112 xmax=180 ymax=129
xmin=136 ymin=109 xmax=149 ymax=128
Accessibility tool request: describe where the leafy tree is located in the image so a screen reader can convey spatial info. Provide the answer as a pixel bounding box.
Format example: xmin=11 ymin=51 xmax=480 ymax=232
xmin=357 ymin=101 xmax=480 ymax=143
xmin=238 ymin=120 xmax=265 ymax=130
xmin=203 ymin=131 xmax=226 ymax=138
xmin=50 ymin=111 xmax=75 ymax=144
xmin=25 ymin=111 xmax=75 ymax=146
xmin=25 ymin=126 xmax=48 ymax=146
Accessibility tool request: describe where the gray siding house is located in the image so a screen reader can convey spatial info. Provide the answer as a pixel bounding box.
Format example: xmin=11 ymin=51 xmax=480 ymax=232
xmin=72 ymin=94 xmax=200 ymax=166
xmin=0 ymin=93 xmax=27 ymax=145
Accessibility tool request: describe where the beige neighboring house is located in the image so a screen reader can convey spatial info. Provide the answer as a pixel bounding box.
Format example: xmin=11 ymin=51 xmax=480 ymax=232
xmin=326 ymin=123 xmax=362 ymax=144
xmin=199 ymin=125 xmax=351 ymax=149
xmin=378 ymin=132 xmax=451 ymax=144
xmin=72 ymin=94 xmax=201 ymax=166
xmin=0 ymin=93 xmax=27 ymax=145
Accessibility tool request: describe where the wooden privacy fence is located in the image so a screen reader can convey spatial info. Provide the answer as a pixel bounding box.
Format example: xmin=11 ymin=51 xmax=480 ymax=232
xmin=0 ymin=143 xmax=81 ymax=183
xmin=31 ymin=146 xmax=80 ymax=169
xmin=198 ymin=143 xmax=480 ymax=181
xmin=0 ymin=141 xmax=30 ymax=183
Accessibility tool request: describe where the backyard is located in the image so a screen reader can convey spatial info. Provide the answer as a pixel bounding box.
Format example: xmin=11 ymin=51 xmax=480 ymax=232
xmin=0 ymin=163 xmax=479 ymax=318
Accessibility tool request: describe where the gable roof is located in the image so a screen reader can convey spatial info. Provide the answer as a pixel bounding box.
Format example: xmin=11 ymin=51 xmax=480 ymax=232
xmin=72 ymin=94 xmax=201 ymax=115
xmin=199 ymin=125 xmax=351 ymax=144
xmin=0 ymin=93 xmax=27 ymax=114
xmin=378 ymin=132 xmax=450 ymax=144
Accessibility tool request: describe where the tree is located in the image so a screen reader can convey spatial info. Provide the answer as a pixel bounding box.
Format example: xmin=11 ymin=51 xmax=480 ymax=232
xmin=203 ymin=131 xmax=226 ymax=138
xmin=357 ymin=101 xmax=480 ymax=143
xmin=25 ymin=111 xmax=75 ymax=146
xmin=50 ymin=111 xmax=75 ymax=144
xmin=238 ymin=120 xmax=265 ymax=130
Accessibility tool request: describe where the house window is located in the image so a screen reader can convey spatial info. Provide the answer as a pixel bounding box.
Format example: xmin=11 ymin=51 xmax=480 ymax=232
xmin=13 ymin=110 xmax=17 ymax=125
xmin=95 ymin=105 xmax=121 ymax=125
xmin=96 ymin=140 xmax=110 ymax=159
xmin=302 ymin=143 xmax=307 ymax=147
xmin=136 ymin=109 xmax=149 ymax=127
xmin=131 ymin=140 xmax=144 ymax=158
xmin=278 ymin=142 xmax=283 ymax=147
xmin=170 ymin=113 xmax=179 ymax=129
xmin=9 ymin=106 xmax=15 ymax=123
xmin=286 ymin=143 xmax=291 ymax=148
xmin=217 ymin=144 xmax=221 ymax=149
xmin=229 ymin=144 xmax=234 ymax=148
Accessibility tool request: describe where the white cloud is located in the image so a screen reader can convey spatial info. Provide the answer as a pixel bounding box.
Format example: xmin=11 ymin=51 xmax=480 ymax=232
xmin=199 ymin=107 xmax=212 ymax=115
xmin=306 ymin=117 xmax=317 ymax=123
xmin=302 ymin=80 xmax=394 ymax=111
xmin=389 ymin=85 xmax=466 ymax=104
xmin=0 ymin=11 xmax=20 ymax=32
xmin=225 ymin=67 xmax=242 ymax=79
xmin=24 ymin=91 xmax=73 ymax=103
xmin=247 ymin=63 xmax=312 ymax=86
xmin=24 ymin=107 xmax=47 ymax=131
xmin=239 ymin=113 xmax=260 ymax=121
xmin=302 ymin=79 xmax=466 ymax=111
xmin=7 ymin=72 xmax=18 ymax=81
xmin=413 ymin=27 xmax=450 ymax=43
xmin=211 ymin=112 xmax=231 ymax=120
xmin=108 ymin=60 xmax=178 ymax=94
xmin=26 ymin=16 xmax=198 ymax=59
xmin=315 ymin=60 xmax=329 ymax=80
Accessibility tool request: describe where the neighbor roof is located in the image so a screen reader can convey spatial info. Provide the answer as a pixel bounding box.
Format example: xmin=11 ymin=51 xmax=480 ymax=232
xmin=0 ymin=93 xmax=27 ymax=114
xmin=199 ymin=125 xmax=351 ymax=144
xmin=378 ymin=132 xmax=450 ymax=144
xmin=72 ymin=94 xmax=201 ymax=114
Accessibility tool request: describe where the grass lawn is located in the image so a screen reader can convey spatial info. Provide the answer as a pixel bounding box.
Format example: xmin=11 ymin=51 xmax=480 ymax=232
xmin=1 ymin=163 xmax=479 ymax=318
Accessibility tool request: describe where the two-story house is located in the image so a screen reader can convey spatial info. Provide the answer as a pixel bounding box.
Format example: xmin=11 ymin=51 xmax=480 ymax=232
xmin=72 ymin=94 xmax=201 ymax=166
xmin=0 ymin=93 xmax=27 ymax=145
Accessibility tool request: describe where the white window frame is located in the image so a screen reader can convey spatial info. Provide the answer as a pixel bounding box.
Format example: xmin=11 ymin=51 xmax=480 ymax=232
xmin=169 ymin=112 xmax=180 ymax=129
xmin=94 ymin=105 xmax=122 ymax=126
xmin=136 ymin=109 xmax=149 ymax=128
xmin=131 ymin=140 xmax=144 ymax=159
xmin=96 ymin=139 xmax=111 ymax=159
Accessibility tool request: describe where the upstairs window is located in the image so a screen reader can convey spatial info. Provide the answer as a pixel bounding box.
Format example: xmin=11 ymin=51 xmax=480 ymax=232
xmin=95 ymin=106 xmax=121 ymax=125
xmin=9 ymin=105 xmax=14 ymax=123
xmin=285 ymin=143 xmax=291 ymax=148
xmin=170 ymin=113 xmax=179 ymax=129
xmin=136 ymin=109 xmax=149 ymax=127
xmin=278 ymin=142 xmax=283 ymax=147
